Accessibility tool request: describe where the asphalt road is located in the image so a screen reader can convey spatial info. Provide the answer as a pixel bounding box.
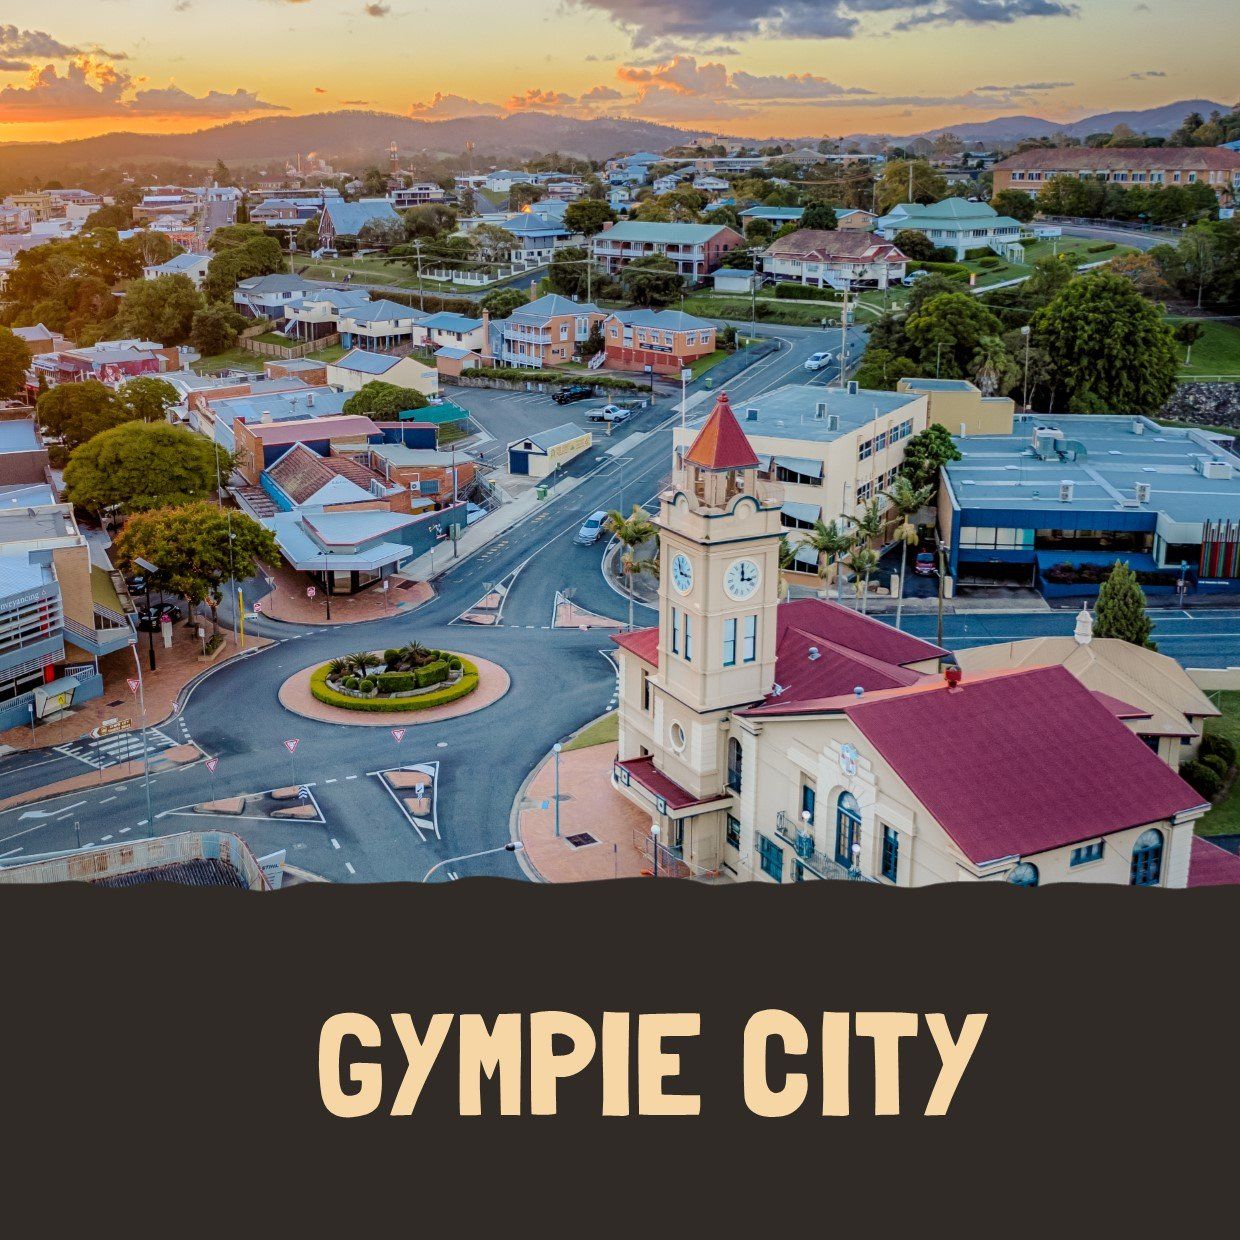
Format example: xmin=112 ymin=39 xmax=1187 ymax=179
xmin=0 ymin=324 xmax=853 ymax=882
xmin=1058 ymin=222 xmax=1177 ymax=252
xmin=6 ymin=321 xmax=1233 ymax=882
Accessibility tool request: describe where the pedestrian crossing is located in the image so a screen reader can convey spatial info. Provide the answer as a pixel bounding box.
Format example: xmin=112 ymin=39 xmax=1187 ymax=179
xmin=55 ymin=727 xmax=180 ymax=771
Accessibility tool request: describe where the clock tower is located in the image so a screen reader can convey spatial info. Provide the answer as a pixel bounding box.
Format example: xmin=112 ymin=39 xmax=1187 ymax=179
xmin=655 ymin=390 xmax=783 ymax=720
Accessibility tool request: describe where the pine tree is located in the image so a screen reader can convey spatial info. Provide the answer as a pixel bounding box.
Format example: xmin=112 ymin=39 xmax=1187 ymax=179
xmin=1092 ymin=562 xmax=1156 ymax=650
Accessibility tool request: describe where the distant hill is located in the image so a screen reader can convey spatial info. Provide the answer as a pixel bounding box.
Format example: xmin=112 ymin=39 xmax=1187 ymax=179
xmin=914 ymin=99 xmax=1230 ymax=144
xmin=0 ymin=110 xmax=706 ymax=177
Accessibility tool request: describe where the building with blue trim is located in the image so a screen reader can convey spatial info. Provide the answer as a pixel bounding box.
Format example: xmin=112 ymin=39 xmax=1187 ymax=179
xmin=940 ymin=415 xmax=1240 ymax=594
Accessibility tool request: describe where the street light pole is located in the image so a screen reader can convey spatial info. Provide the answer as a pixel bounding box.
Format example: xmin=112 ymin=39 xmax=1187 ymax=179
xmin=936 ymin=538 xmax=948 ymax=649
xmin=1020 ymin=324 xmax=1031 ymax=413
xmin=422 ymin=840 xmax=523 ymax=882
xmin=651 ymin=822 xmax=660 ymax=878
xmin=129 ymin=643 xmax=154 ymax=838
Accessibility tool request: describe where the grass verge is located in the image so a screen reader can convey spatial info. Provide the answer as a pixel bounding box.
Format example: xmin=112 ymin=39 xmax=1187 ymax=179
xmin=564 ymin=712 xmax=619 ymax=751
xmin=1196 ymin=691 xmax=1240 ymax=837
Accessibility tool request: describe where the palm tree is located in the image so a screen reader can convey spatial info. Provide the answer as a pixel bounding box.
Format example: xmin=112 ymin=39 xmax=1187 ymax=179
xmin=803 ymin=518 xmax=853 ymax=604
xmin=881 ymin=475 xmax=934 ymax=630
xmin=348 ymin=650 xmax=377 ymax=678
xmin=843 ymin=547 xmax=880 ymax=614
xmin=970 ymin=334 xmax=1017 ymax=397
xmin=843 ymin=498 xmax=885 ymax=608
xmin=605 ymin=505 xmax=657 ymax=630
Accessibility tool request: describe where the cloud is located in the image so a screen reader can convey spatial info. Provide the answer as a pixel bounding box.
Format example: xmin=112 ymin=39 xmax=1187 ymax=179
xmin=0 ymin=58 xmax=286 ymax=122
xmin=0 ymin=59 xmax=31 ymax=72
xmin=0 ymin=26 xmax=87 ymax=60
xmin=363 ymin=2 xmax=390 ymax=14
xmin=614 ymin=55 xmax=872 ymax=106
xmin=313 ymin=86 xmax=327 ymax=93
xmin=408 ymin=91 xmax=501 ymax=119
xmin=1126 ymin=69 xmax=1166 ymax=79
xmin=570 ymin=0 xmax=1075 ymax=46
xmin=505 ymin=87 xmax=577 ymax=111
xmin=580 ymin=84 xmax=622 ymax=104
xmin=339 ymin=99 xmax=371 ymax=106
xmin=974 ymin=81 xmax=1072 ymax=92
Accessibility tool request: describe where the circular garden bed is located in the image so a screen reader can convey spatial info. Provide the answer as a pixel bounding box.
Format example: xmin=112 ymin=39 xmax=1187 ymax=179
xmin=309 ymin=644 xmax=479 ymax=713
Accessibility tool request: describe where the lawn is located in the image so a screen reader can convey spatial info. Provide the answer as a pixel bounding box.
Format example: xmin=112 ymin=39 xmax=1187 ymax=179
xmin=293 ymin=254 xmax=516 ymax=294
xmin=689 ymin=348 xmax=730 ymax=379
xmin=563 ymin=711 xmax=619 ymax=751
xmin=192 ymin=347 xmax=263 ymax=374
xmin=681 ymin=295 xmax=844 ymax=327
xmin=1165 ymin=316 xmax=1240 ymax=380
xmin=1196 ymin=691 xmax=1240 ymax=837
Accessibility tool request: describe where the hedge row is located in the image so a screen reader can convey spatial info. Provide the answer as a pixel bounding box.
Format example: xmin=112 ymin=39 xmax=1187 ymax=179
xmin=1086 ymin=242 xmax=1117 ymax=253
xmin=310 ymin=657 xmax=479 ymax=713
xmin=906 ymin=259 xmax=970 ymax=280
xmin=774 ymin=282 xmax=840 ymax=302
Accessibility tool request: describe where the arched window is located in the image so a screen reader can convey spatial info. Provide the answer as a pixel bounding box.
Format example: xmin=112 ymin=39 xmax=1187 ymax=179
xmin=726 ymin=738 xmax=743 ymax=793
xmin=835 ymin=792 xmax=861 ymax=868
xmin=1008 ymin=862 xmax=1039 ymax=887
xmin=1131 ymin=828 xmax=1164 ymax=887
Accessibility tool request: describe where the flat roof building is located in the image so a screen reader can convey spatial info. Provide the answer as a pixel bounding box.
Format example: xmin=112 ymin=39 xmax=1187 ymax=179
xmin=939 ymin=414 xmax=1240 ymax=593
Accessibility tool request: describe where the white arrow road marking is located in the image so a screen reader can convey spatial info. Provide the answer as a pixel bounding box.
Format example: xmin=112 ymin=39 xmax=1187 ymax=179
xmin=19 ymin=800 xmax=88 ymax=821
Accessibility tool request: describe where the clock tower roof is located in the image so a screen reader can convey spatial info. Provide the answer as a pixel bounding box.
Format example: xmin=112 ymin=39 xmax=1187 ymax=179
xmin=684 ymin=391 xmax=760 ymax=472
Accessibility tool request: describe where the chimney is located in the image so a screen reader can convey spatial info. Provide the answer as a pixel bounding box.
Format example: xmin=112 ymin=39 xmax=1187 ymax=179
xmin=1074 ymin=605 xmax=1093 ymax=646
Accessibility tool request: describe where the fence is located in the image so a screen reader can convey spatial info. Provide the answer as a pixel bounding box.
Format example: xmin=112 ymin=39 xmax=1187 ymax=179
xmin=242 ymin=332 xmax=340 ymax=360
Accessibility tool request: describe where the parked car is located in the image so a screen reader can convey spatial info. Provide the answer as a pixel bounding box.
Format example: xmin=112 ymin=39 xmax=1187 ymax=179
xmin=804 ymin=351 xmax=833 ymax=371
xmin=552 ymin=383 xmax=593 ymax=405
xmin=574 ymin=510 xmax=609 ymax=546
xmin=914 ymin=551 xmax=937 ymax=577
xmin=901 ymin=270 xmax=930 ymax=286
xmin=586 ymin=404 xmax=631 ymax=424
xmin=136 ymin=602 xmax=183 ymax=631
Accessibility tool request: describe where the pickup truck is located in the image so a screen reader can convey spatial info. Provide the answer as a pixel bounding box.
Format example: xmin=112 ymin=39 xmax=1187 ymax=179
xmin=586 ymin=404 xmax=632 ymax=424
xmin=552 ymin=383 xmax=593 ymax=405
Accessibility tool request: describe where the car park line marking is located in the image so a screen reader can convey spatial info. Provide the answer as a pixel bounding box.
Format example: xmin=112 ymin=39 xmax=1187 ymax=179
xmin=99 ymin=796 xmax=117 ymax=804
xmin=344 ymin=862 xmax=356 ymax=876
xmin=331 ymin=838 xmax=340 ymax=850
xmin=325 ymin=778 xmax=337 ymax=784
xmin=118 ymin=827 xmax=130 ymax=834
xmin=345 ymin=774 xmax=358 ymax=780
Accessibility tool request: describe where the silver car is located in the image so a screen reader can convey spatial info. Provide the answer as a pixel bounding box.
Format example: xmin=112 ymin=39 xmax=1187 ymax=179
xmin=574 ymin=510 xmax=609 ymax=545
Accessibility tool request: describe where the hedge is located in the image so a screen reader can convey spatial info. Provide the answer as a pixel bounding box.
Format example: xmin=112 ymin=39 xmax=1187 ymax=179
xmin=376 ymin=671 xmax=417 ymax=693
xmin=906 ymin=259 xmax=970 ymax=280
xmin=459 ymin=366 xmax=640 ymax=391
xmin=415 ymin=659 xmax=449 ymax=688
xmin=1086 ymin=242 xmax=1116 ymax=254
xmin=774 ymin=282 xmax=840 ymax=302
xmin=310 ymin=657 xmax=479 ymax=713
xmin=963 ymin=246 xmax=993 ymax=261
xmin=1200 ymin=733 xmax=1237 ymax=767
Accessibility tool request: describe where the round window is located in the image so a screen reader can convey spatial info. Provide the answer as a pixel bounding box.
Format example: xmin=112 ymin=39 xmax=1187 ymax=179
xmin=669 ymin=722 xmax=687 ymax=752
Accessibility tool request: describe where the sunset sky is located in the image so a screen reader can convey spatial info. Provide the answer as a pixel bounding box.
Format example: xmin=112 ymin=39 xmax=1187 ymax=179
xmin=0 ymin=2 xmax=1234 ymax=144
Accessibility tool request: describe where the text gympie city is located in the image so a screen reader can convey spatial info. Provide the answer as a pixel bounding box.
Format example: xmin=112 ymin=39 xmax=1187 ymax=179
xmin=319 ymin=1009 xmax=988 ymax=1118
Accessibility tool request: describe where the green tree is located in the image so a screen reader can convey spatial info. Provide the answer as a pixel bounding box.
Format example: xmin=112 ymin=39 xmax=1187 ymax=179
xmin=547 ymin=246 xmax=594 ymax=300
xmin=843 ymin=545 xmax=880 ymax=614
xmin=190 ymin=303 xmax=245 ymax=356
xmin=1092 ymin=562 xmax=1156 ymax=649
xmin=509 ymin=183 xmax=544 ymax=211
xmin=853 ymin=347 xmax=922 ymax=390
xmin=63 ymin=422 xmax=227 ymax=517
xmin=208 ymin=224 xmax=274 ymax=254
xmin=564 ymin=199 xmax=616 ymax=236
xmin=605 ymin=504 xmax=657 ymax=631
xmin=0 ymin=326 xmax=29 ymax=399
xmin=360 ymin=167 xmax=390 ymax=198
xmin=882 ymin=475 xmax=934 ymax=629
xmin=803 ymin=517 xmax=854 ymax=603
xmin=1173 ymin=320 xmax=1205 ymax=366
xmin=35 ymin=380 xmax=127 ymax=453
xmin=202 ymin=236 xmax=286 ymax=302
xmin=118 ymin=273 xmax=203 ymax=344
xmin=905 ymin=292 xmax=1003 ymax=379
xmin=1031 ymin=271 xmax=1179 ymax=414
xmin=117 ymin=377 xmax=179 ymax=424
xmin=114 ymin=502 xmax=279 ymax=635
xmin=876 ymin=160 xmax=947 ymax=213
xmin=342 ymin=381 xmax=428 ymax=417
xmin=892 ymin=229 xmax=938 ymax=261
xmin=296 ymin=213 xmax=322 ymax=252
xmin=470 ymin=224 xmax=517 ymax=264
xmin=970 ymin=335 xmax=1019 ymax=396
xmin=990 ymin=189 xmax=1036 ymax=223
xmin=403 ymin=203 xmax=457 ymax=241
xmin=358 ymin=217 xmax=406 ymax=250
xmin=1020 ymin=255 xmax=1075 ymax=309
xmin=480 ymin=287 xmax=530 ymax=318
xmin=900 ymin=423 xmax=962 ymax=492
xmin=801 ymin=202 xmax=838 ymax=230
xmin=617 ymin=255 xmax=682 ymax=308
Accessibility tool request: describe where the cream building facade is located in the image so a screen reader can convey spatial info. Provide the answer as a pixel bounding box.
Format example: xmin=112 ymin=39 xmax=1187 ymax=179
xmin=612 ymin=394 xmax=1209 ymax=889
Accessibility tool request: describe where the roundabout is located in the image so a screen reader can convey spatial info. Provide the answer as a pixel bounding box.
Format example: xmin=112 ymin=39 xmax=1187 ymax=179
xmin=278 ymin=651 xmax=511 ymax=727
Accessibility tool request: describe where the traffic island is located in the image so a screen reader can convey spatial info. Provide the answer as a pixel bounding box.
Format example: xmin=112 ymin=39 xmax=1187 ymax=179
xmin=278 ymin=652 xmax=509 ymax=726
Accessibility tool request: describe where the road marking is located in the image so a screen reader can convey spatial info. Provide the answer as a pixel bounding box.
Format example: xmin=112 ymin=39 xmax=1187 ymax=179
xmin=19 ymin=800 xmax=88 ymax=821
xmin=325 ymin=777 xmax=338 ymax=784
xmin=100 ymin=835 xmax=112 ymax=842
xmin=345 ymin=862 xmax=356 ymax=875
xmin=0 ymin=846 xmax=24 ymax=858
xmin=99 ymin=796 xmax=117 ymax=804
xmin=118 ymin=827 xmax=131 ymax=834
xmin=345 ymin=774 xmax=358 ymax=780
xmin=331 ymin=837 xmax=341 ymax=849
xmin=137 ymin=819 xmax=148 ymax=827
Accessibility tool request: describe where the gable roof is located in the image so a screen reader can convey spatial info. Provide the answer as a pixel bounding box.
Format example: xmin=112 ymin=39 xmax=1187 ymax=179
xmin=600 ymin=220 xmax=739 ymax=244
xmin=606 ymin=308 xmax=712 ymax=332
xmin=763 ymin=229 xmax=907 ymax=263
xmin=507 ymin=294 xmax=602 ymax=324
xmin=1188 ymin=836 xmax=1240 ymax=887
xmin=993 ymin=146 xmax=1240 ymax=172
xmin=265 ymin=442 xmax=386 ymax=506
xmin=331 ymin=348 xmax=401 ymax=375
xmin=422 ymin=312 xmax=483 ymax=333
xmin=322 ymin=199 xmax=401 ymax=236
xmin=684 ymin=391 xmax=760 ymax=471
xmin=843 ymin=665 xmax=1207 ymax=865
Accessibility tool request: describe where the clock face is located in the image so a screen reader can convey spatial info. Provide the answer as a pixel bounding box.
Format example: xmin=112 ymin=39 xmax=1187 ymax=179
xmin=670 ymin=553 xmax=694 ymax=594
xmin=725 ymin=559 xmax=761 ymax=601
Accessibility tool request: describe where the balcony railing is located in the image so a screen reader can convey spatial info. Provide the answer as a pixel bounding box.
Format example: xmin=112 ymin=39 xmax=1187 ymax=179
xmin=774 ymin=810 xmax=852 ymax=881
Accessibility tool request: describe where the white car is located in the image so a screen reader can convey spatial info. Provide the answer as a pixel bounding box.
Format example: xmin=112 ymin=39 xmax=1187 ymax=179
xmin=587 ymin=404 xmax=632 ymax=424
xmin=901 ymin=270 xmax=929 ymax=286
xmin=804 ymin=351 xmax=833 ymax=371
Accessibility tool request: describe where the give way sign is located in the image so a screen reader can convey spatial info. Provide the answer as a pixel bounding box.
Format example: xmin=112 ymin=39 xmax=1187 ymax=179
xmin=284 ymin=738 xmax=300 ymax=754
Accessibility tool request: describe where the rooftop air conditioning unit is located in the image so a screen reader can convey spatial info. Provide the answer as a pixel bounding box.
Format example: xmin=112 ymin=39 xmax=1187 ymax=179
xmin=1198 ymin=457 xmax=1234 ymax=480
xmin=746 ymin=406 xmax=759 ymax=422
xmin=847 ymin=380 xmax=859 ymax=396
xmin=814 ymin=401 xmax=827 ymax=419
xmin=1134 ymin=482 xmax=1151 ymax=504
xmin=825 ymin=413 xmax=840 ymax=431
xmin=1132 ymin=419 xmax=1145 ymax=435
xmin=1059 ymin=480 xmax=1074 ymax=503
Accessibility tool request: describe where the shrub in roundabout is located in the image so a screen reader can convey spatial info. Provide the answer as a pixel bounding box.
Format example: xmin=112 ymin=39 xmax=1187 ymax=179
xmin=310 ymin=654 xmax=480 ymax=713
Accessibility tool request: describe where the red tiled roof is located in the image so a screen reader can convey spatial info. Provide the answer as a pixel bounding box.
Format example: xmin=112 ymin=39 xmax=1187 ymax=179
xmin=614 ymin=756 xmax=718 ymax=811
xmin=1188 ymin=835 xmax=1240 ymax=887
xmin=993 ymin=146 xmax=1240 ymax=172
xmin=843 ymin=665 xmax=1207 ymax=865
xmin=613 ymin=626 xmax=659 ymax=665
xmin=612 ymin=597 xmax=946 ymax=701
xmin=684 ymin=392 xmax=760 ymax=471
